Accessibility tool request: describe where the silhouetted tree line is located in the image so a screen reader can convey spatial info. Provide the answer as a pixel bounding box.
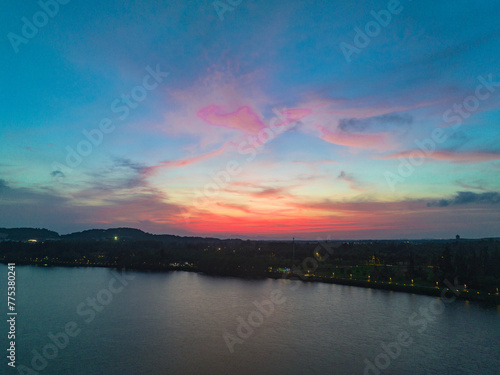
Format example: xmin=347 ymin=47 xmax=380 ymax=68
xmin=0 ymin=232 xmax=499 ymax=292
xmin=437 ymin=241 xmax=500 ymax=290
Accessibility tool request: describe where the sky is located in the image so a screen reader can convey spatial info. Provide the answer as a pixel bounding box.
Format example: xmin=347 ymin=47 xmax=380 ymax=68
xmin=0 ymin=0 xmax=499 ymax=239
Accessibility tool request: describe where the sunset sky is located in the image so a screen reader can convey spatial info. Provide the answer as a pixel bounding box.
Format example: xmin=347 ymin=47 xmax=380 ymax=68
xmin=1 ymin=0 xmax=499 ymax=239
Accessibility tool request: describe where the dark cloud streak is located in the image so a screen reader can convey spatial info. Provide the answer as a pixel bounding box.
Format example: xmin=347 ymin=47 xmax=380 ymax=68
xmin=338 ymin=113 xmax=413 ymax=134
xmin=427 ymin=191 xmax=500 ymax=207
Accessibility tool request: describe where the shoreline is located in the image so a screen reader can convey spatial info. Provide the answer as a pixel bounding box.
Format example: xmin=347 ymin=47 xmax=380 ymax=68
xmin=269 ymin=274 xmax=500 ymax=304
xmin=4 ymin=261 xmax=500 ymax=305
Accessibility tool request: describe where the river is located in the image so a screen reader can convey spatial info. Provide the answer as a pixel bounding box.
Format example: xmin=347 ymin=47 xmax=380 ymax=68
xmin=2 ymin=265 xmax=499 ymax=374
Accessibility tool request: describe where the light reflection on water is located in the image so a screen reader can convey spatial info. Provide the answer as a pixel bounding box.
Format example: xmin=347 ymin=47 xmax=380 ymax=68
xmin=3 ymin=265 xmax=499 ymax=375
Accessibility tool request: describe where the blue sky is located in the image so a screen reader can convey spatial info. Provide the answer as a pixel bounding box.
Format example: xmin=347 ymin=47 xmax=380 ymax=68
xmin=1 ymin=0 xmax=499 ymax=238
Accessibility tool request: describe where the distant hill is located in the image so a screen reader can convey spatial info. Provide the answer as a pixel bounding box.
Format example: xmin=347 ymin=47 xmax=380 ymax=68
xmin=0 ymin=228 xmax=60 ymax=241
xmin=0 ymin=226 xmax=224 ymax=243
xmin=61 ymin=227 xmax=153 ymax=241
xmin=60 ymin=227 xmax=221 ymax=243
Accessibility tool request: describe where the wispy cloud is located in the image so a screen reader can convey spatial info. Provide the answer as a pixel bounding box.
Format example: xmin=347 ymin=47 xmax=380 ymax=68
xmin=50 ymin=170 xmax=66 ymax=179
xmin=427 ymin=191 xmax=500 ymax=207
xmin=317 ymin=125 xmax=393 ymax=151
xmin=0 ymin=179 xmax=10 ymax=190
xmin=455 ymin=180 xmax=488 ymax=191
xmin=142 ymin=143 xmax=230 ymax=177
xmin=0 ymin=173 xmax=190 ymax=235
xmin=197 ymin=105 xmax=265 ymax=134
xmin=223 ymin=182 xmax=293 ymax=200
xmin=252 ymin=187 xmax=289 ymax=198
xmin=338 ymin=113 xmax=413 ymax=134
xmin=378 ymin=150 xmax=500 ymax=163
xmin=337 ymin=170 xmax=368 ymax=191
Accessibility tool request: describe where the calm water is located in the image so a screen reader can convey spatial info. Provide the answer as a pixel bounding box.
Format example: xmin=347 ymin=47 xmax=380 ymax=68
xmin=2 ymin=264 xmax=499 ymax=374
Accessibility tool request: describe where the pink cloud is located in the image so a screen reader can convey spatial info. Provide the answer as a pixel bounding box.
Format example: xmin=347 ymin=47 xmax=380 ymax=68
xmin=317 ymin=125 xmax=392 ymax=151
xmin=197 ymin=105 xmax=265 ymax=134
xmin=143 ymin=143 xmax=229 ymax=177
xmin=277 ymin=108 xmax=313 ymax=126
xmin=154 ymin=67 xmax=271 ymax=148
